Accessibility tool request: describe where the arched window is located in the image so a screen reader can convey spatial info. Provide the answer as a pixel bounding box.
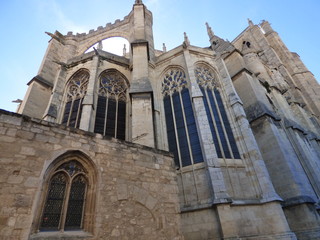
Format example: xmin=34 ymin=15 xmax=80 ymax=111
xmin=162 ymin=68 xmax=204 ymax=168
xmin=40 ymin=161 xmax=88 ymax=231
xmin=94 ymin=70 xmax=128 ymax=140
xmin=195 ymin=64 xmax=240 ymax=159
xmin=62 ymin=69 xmax=89 ymax=128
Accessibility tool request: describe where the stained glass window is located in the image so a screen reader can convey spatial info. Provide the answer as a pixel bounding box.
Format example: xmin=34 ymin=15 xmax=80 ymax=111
xmin=94 ymin=70 xmax=128 ymax=140
xmin=162 ymin=68 xmax=204 ymax=168
xmin=62 ymin=69 xmax=89 ymax=128
xmin=40 ymin=161 xmax=87 ymax=231
xmin=195 ymin=64 xmax=241 ymax=159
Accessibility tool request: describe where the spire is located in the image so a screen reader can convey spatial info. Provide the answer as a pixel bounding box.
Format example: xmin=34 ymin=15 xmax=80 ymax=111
xmin=247 ymin=18 xmax=254 ymax=26
xmin=183 ymin=32 xmax=190 ymax=46
xmin=97 ymin=41 xmax=103 ymax=50
xmin=123 ymin=44 xmax=127 ymax=57
xmin=162 ymin=43 xmax=167 ymax=52
xmin=206 ymin=22 xmax=214 ymax=39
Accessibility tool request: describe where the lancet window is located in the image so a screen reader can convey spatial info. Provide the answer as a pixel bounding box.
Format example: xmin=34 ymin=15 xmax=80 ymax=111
xmin=94 ymin=70 xmax=128 ymax=140
xmin=62 ymin=69 xmax=89 ymax=128
xmin=40 ymin=160 xmax=87 ymax=231
xmin=195 ymin=64 xmax=240 ymax=159
xmin=162 ymin=68 xmax=204 ymax=168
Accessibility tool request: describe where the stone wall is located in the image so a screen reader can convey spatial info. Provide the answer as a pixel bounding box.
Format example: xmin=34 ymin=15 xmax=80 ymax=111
xmin=0 ymin=110 xmax=183 ymax=240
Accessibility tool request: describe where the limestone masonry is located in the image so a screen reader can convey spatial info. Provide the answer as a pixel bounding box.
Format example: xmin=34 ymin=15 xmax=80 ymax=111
xmin=0 ymin=1 xmax=320 ymax=239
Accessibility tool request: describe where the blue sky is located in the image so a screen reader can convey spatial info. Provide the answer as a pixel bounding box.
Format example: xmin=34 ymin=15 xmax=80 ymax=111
xmin=1 ymin=0 xmax=319 ymax=112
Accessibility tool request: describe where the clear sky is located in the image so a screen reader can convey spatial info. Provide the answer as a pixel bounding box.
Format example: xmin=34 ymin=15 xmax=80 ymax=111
xmin=1 ymin=0 xmax=319 ymax=112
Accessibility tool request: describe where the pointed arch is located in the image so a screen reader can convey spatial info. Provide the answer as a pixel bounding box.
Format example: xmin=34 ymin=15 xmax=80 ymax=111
xmin=34 ymin=151 xmax=97 ymax=234
xmin=194 ymin=63 xmax=241 ymax=159
xmin=161 ymin=67 xmax=204 ymax=168
xmin=61 ymin=69 xmax=90 ymax=128
xmin=94 ymin=69 xmax=129 ymax=140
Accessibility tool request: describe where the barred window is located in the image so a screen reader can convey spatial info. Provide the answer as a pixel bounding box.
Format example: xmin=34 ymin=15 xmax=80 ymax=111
xmin=94 ymin=70 xmax=128 ymax=140
xmin=162 ymin=68 xmax=204 ymax=168
xmin=62 ymin=69 xmax=89 ymax=128
xmin=40 ymin=161 xmax=87 ymax=231
xmin=195 ymin=64 xmax=241 ymax=159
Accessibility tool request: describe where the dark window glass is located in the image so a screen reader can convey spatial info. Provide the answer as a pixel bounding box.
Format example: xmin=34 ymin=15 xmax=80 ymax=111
xmin=208 ymin=90 xmax=231 ymax=158
xmin=94 ymin=96 xmax=107 ymax=134
xmin=105 ymin=99 xmax=116 ymax=137
xmin=65 ymin=175 xmax=87 ymax=230
xmin=62 ymin=102 xmax=72 ymax=124
xmin=40 ymin=173 xmax=67 ymax=231
xmin=173 ymin=92 xmax=192 ymax=167
xmin=182 ymin=88 xmax=204 ymax=164
xmin=214 ymin=90 xmax=241 ymax=159
xmin=117 ymin=101 xmax=126 ymax=140
xmin=40 ymin=161 xmax=87 ymax=232
xmin=94 ymin=71 xmax=128 ymax=140
xmin=164 ymin=95 xmax=179 ymax=166
xmin=201 ymin=87 xmax=222 ymax=158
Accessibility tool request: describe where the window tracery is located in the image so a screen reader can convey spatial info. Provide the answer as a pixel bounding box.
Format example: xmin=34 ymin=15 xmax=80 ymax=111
xmin=162 ymin=68 xmax=204 ymax=168
xmin=195 ymin=64 xmax=240 ymax=159
xmin=40 ymin=160 xmax=88 ymax=231
xmin=94 ymin=70 xmax=128 ymax=140
xmin=62 ymin=69 xmax=89 ymax=128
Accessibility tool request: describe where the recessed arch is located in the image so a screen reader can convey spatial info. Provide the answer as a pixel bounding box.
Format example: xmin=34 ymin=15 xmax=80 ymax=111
xmin=32 ymin=150 xmax=97 ymax=235
xmin=78 ymin=31 xmax=131 ymax=55
xmin=85 ymin=37 xmax=130 ymax=57
xmin=61 ymin=69 xmax=90 ymax=128
xmin=94 ymin=69 xmax=130 ymax=140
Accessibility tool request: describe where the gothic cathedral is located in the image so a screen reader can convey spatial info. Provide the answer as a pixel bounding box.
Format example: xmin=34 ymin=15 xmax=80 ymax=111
xmin=1 ymin=1 xmax=320 ymax=239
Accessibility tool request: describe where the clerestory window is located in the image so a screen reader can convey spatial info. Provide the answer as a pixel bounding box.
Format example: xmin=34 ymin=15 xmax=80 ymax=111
xmin=62 ymin=69 xmax=89 ymax=128
xmin=94 ymin=70 xmax=128 ymax=140
xmin=40 ymin=160 xmax=87 ymax=231
xmin=162 ymin=68 xmax=204 ymax=168
xmin=195 ymin=64 xmax=241 ymax=159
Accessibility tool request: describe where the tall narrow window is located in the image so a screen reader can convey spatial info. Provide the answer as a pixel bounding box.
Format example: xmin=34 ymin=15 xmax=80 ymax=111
xmin=195 ymin=64 xmax=240 ymax=159
xmin=94 ymin=70 xmax=128 ymax=140
xmin=62 ymin=69 xmax=89 ymax=128
xmin=162 ymin=68 xmax=204 ymax=168
xmin=40 ymin=161 xmax=87 ymax=231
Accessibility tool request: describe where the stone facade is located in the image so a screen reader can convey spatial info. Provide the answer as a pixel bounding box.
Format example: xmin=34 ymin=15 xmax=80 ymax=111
xmin=0 ymin=110 xmax=183 ymax=240
xmin=1 ymin=1 xmax=320 ymax=239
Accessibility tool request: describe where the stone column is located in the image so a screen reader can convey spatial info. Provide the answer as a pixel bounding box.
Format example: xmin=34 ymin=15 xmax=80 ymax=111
xmin=79 ymin=55 xmax=99 ymax=131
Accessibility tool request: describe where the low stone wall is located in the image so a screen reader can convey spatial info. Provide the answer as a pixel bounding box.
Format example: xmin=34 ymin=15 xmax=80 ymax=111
xmin=0 ymin=110 xmax=183 ymax=240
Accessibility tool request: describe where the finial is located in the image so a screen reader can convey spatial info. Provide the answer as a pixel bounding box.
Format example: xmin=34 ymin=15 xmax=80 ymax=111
xmin=123 ymin=44 xmax=127 ymax=56
xmin=184 ymin=32 xmax=190 ymax=46
xmin=98 ymin=41 xmax=103 ymax=50
xmin=206 ymin=22 xmax=214 ymax=39
xmin=135 ymin=0 xmax=143 ymax=4
xmin=248 ymin=18 xmax=254 ymax=26
xmin=163 ymin=43 xmax=167 ymax=52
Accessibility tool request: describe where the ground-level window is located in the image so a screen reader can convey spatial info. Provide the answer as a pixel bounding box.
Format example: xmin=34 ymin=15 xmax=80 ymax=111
xmin=40 ymin=161 xmax=87 ymax=231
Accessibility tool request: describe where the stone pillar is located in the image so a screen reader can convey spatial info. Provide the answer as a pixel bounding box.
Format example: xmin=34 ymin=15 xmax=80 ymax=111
xmin=79 ymin=55 xmax=99 ymax=131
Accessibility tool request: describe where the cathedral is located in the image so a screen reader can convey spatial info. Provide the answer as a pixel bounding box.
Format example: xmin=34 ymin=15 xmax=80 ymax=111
xmin=1 ymin=1 xmax=320 ymax=239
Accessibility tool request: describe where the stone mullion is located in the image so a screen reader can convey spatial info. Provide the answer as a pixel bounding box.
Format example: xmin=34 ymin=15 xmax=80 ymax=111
xmin=67 ymin=99 xmax=74 ymax=127
xmin=79 ymin=55 xmax=99 ymax=131
xmin=114 ymin=98 xmax=119 ymax=138
xmin=205 ymin=89 xmax=226 ymax=160
xmin=103 ymin=95 xmax=109 ymax=136
xmin=170 ymin=93 xmax=188 ymax=204
xmin=59 ymin=174 xmax=71 ymax=232
xmin=178 ymin=89 xmax=200 ymax=202
xmin=75 ymin=98 xmax=83 ymax=128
